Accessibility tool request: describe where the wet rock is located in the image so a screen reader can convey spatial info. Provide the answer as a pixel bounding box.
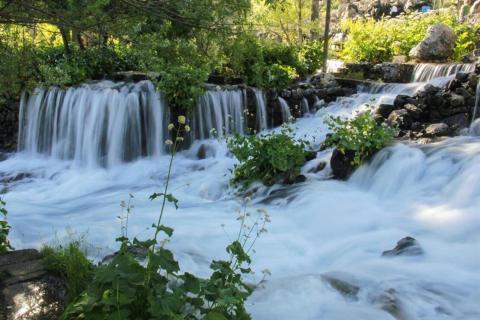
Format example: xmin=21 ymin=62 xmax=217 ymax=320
xmin=308 ymin=161 xmax=327 ymax=174
xmin=404 ymin=103 xmax=422 ymax=120
xmin=330 ymin=149 xmax=356 ymax=180
xmin=322 ymin=273 xmax=360 ymax=300
xmin=455 ymin=72 xmax=469 ymax=82
xmin=374 ymin=288 xmax=404 ymax=320
xmin=0 ymin=249 xmax=67 ymax=320
xmin=382 ymin=236 xmax=423 ymax=256
xmin=425 ymin=123 xmax=450 ymax=137
xmin=305 ymin=151 xmax=317 ymax=161
xmin=444 ymin=113 xmax=469 ymax=130
xmin=393 ymin=95 xmax=411 ymax=109
xmin=372 ymin=63 xmax=414 ymax=83
xmin=448 ymin=93 xmax=465 ymax=108
xmin=388 ymin=109 xmax=412 ymax=130
xmin=376 ymin=104 xmax=396 ymax=118
xmin=409 ymin=24 xmax=457 ymax=62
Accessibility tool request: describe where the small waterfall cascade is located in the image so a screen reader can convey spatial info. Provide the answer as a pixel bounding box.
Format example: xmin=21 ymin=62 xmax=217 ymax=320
xmin=301 ymin=98 xmax=310 ymax=114
xmin=470 ymin=80 xmax=480 ymax=127
xmin=412 ymin=63 xmax=475 ymax=82
xmin=254 ymin=89 xmax=268 ymax=131
xmin=18 ymin=81 xmax=167 ymax=167
xmin=278 ymin=97 xmax=292 ymax=123
xmin=191 ymin=88 xmax=246 ymax=140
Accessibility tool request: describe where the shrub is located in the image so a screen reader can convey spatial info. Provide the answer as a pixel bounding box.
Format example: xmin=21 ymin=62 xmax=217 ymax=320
xmin=324 ymin=111 xmax=395 ymax=166
xmin=254 ymin=63 xmax=299 ymax=90
xmin=41 ymin=241 xmax=94 ymax=300
xmin=228 ymin=126 xmax=309 ymax=187
xmin=0 ymin=198 xmax=13 ymax=253
xmin=156 ymin=63 xmax=209 ymax=110
xmin=340 ymin=10 xmax=480 ymax=63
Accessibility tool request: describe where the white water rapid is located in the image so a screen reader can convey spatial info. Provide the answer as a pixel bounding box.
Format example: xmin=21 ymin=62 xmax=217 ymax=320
xmin=1 ymin=64 xmax=479 ymax=319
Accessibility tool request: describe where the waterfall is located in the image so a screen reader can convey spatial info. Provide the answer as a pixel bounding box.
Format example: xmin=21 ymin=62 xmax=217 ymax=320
xmin=192 ymin=88 xmax=246 ymax=140
xmin=254 ymin=89 xmax=268 ymax=131
xmin=278 ymin=97 xmax=292 ymax=123
xmin=301 ymin=98 xmax=310 ymax=114
xmin=18 ymin=81 xmax=254 ymax=167
xmin=18 ymin=81 xmax=167 ymax=167
xmin=412 ymin=63 xmax=475 ymax=82
xmin=471 ymin=81 xmax=480 ymax=127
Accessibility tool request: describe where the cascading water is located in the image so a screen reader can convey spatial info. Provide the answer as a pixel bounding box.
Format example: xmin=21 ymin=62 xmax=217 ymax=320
xmin=3 ymin=63 xmax=480 ymax=320
xmin=470 ymin=80 xmax=480 ymax=127
xmin=278 ymin=97 xmax=292 ymax=123
xmin=412 ymin=63 xmax=475 ymax=82
xmin=301 ymin=97 xmax=310 ymax=114
xmin=254 ymin=89 xmax=268 ymax=131
xmin=18 ymin=81 xmax=167 ymax=167
xmin=191 ymin=88 xmax=246 ymax=140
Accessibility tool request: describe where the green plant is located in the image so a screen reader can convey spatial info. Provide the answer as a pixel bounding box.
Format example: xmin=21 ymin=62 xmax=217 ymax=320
xmin=62 ymin=118 xmax=268 ymax=319
xmin=156 ymin=64 xmax=209 ymax=110
xmin=324 ymin=111 xmax=395 ymax=166
xmin=41 ymin=240 xmax=94 ymax=300
xmin=228 ymin=126 xmax=309 ymax=187
xmin=340 ymin=10 xmax=480 ymax=63
xmin=0 ymin=197 xmax=13 ymax=253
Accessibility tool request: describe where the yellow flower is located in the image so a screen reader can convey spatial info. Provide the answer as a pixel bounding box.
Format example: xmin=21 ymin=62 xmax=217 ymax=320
xmin=168 ymin=123 xmax=175 ymax=131
xmin=165 ymin=139 xmax=173 ymax=145
xmin=178 ymin=115 xmax=186 ymax=125
xmin=184 ymin=125 xmax=191 ymax=132
xmin=176 ymin=137 xmax=184 ymax=142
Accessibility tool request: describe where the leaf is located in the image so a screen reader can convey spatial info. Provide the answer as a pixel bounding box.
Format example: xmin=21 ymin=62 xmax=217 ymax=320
xmin=152 ymin=224 xmax=174 ymax=237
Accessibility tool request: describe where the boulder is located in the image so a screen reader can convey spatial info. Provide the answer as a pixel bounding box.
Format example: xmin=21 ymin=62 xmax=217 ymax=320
xmin=388 ymin=109 xmax=412 ymax=130
xmin=404 ymin=103 xmax=422 ymax=120
xmin=409 ymin=24 xmax=457 ymax=62
xmin=425 ymin=123 xmax=450 ymax=137
xmin=372 ymin=63 xmax=414 ymax=83
xmin=330 ymin=149 xmax=356 ymax=180
xmin=0 ymin=250 xmax=67 ymax=320
xmin=376 ymin=104 xmax=396 ymax=118
xmin=382 ymin=236 xmax=423 ymax=256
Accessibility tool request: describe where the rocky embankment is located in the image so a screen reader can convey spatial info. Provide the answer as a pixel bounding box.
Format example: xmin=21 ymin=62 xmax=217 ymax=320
xmin=0 ymin=99 xmax=18 ymax=152
xmin=377 ymin=70 xmax=479 ymax=142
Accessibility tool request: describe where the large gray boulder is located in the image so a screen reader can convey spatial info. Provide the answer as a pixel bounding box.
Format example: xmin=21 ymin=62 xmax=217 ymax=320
xmin=409 ymin=24 xmax=457 ymax=62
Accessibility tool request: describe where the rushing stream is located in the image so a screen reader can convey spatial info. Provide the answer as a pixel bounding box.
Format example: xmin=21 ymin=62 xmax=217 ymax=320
xmin=1 ymin=64 xmax=479 ymax=319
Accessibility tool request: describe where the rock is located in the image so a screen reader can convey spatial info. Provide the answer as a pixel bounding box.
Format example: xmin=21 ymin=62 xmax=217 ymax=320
xmin=376 ymin=104 xmax=396 ymax=118
xmin=330 ymin=149 xmax=356 ymax=180
xmin=0 ymin=250 xmax=67 ymax=320
xmin=388 ymin=109 xmax=412 ymax=130
xmin=322 ymin=273 xmax=360 ymax=300
xmin=305 ymin=151 xmax=317 ymax=161
xmin=404 ymin=103 xmax=422 ymax=120
xmin=444 ymin=113 xmax=469 ymax=130
xmin=308 ymin=161 xmax=327 ymax=174
xmin=382 ymin=236 xmax=423 ymax=256
xmin=448 ymin=93 xmax=465 ymax=107
xmin=372 ymin=63 xmax=414 ymax=83
xmin=393 ymin=95 xmax=410 ymax=109
xmin=425 ymin=123 xmax=450 ymax=137
xmin=374 ymin=288 xmax=404 ymax=320
xmin=409 ymin=24 xmax=457 ymax=62
xmin=455 ymin=72 xmax=469 ymax=82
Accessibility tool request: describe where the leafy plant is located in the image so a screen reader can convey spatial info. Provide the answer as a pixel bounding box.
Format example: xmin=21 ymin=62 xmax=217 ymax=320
xmin=324 ymin=111 xmax=395 ymax=166
xmin=340 ymin=10 xmax=480 ymax=63
xmin=41 ymin=241 xmax=94 ymax=300
xmin=62 ymin=118 xmax=268 ymax=319
xmin=228 ymin=126 xmax=309 ymax=187
xmin=0 ymin=197 xmax=13 ymax=253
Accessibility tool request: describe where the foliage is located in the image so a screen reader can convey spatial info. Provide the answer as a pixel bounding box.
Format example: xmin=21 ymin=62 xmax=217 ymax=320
xmin=156 ymin=63 xmax=209 ymax=110
xmin=228 ymin=126 xmax=309 ymax=187
xmin=340 ymin=10 xmax=480 ymax=63
xmin=0 ymin=197 xmax=13 ymax=253
xmin=62 ymin=119 xmax=268 ymax=319
xmin=41 ymin=241 xmax=94 ymax=300
xmin=324 ymin=111 xmax=395 ymax=166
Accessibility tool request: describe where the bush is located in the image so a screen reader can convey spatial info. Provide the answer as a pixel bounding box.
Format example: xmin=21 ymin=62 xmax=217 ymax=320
xmin=0 ymin=198 xmax=13 ymax=253
xmin=254 ymin=63 xmax=299 ymax=90
xmin=340 ymin=10 xmax=480 ymax=63
xmin=41 ymin=241 xmax=94 ymax=300
xmin=228 ymin=126 xmax=309 ymax=187
xmin=324 ymin=111 xmax=395 ymax=166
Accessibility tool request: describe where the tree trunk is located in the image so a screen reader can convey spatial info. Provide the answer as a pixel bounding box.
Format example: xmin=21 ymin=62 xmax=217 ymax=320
xmin=297 ymin=0 xmax=304 ymax=43
xmin=59 ymin=27 xmax=71 ymax=56
xmin=310 ymin=0 xmax=320 ymax=40
xmin=322 ymin=0 xmax=331 ymax=73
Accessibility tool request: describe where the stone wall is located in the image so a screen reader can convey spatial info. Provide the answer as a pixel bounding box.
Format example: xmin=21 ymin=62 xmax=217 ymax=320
xmin=0 ymin=100 xmax=19 ymax=152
